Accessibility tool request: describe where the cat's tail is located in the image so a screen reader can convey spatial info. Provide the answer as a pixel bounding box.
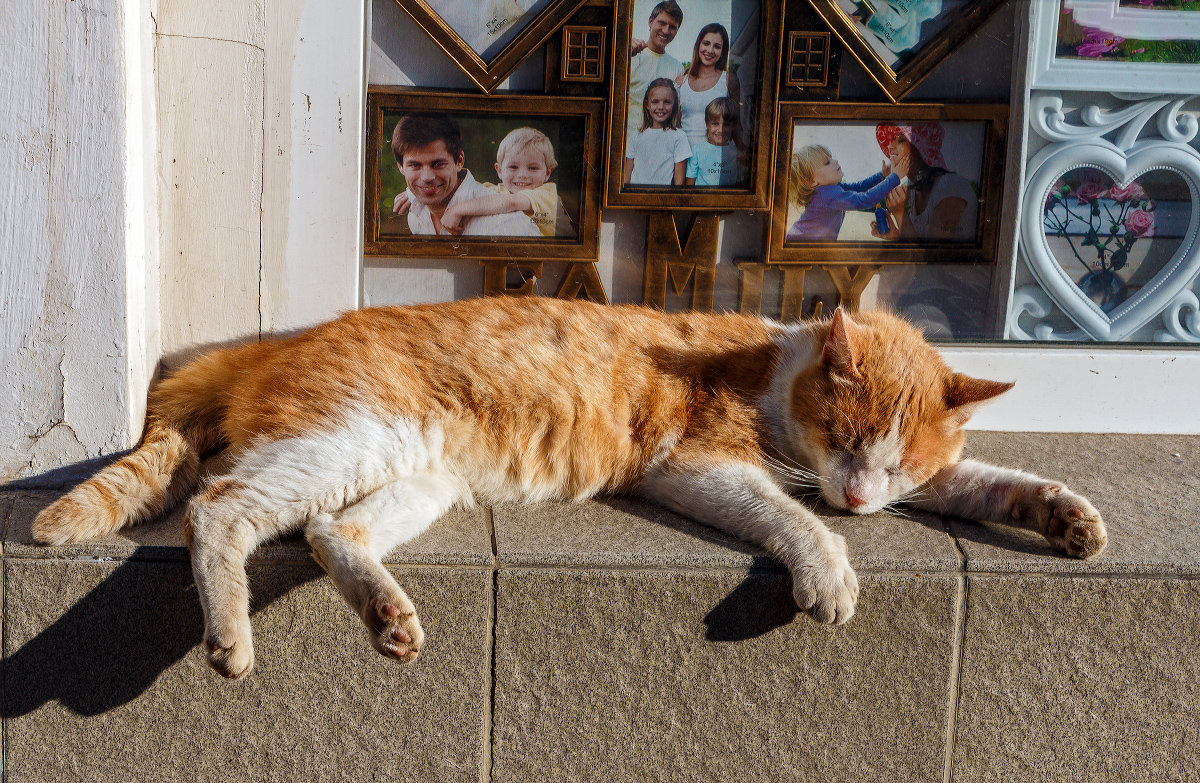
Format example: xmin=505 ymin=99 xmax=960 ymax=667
xmin=31 ymin=346 xmax=248 ymax=545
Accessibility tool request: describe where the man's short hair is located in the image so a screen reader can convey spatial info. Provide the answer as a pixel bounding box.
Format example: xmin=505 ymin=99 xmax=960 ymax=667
xmin=391 ymin=114 xmax=463 ymax=165
xmin=495 ymin=127 xmax=557 ymax=171
xmin=649 ymin=0 xmax=683 ymax=24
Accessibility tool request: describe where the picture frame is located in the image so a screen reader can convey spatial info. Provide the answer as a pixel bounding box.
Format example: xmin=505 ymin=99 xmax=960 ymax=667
xmin=768 ymin=102 xmax=1008 ymax=265
xmin=364 ymin=88 xmax=605 ymax=261
xmin=806 ymin=0 xmax=1006 ymax=103
xmin=604 ymin=0 xmax=781 ymax=211
xmin=1029 ymin=0 xmax=1200 ymax=92
xmin=392 ymin=0 xmax=591 ymax=93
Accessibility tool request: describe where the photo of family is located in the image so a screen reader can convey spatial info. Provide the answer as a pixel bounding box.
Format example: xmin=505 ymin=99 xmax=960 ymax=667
xmin=423 ymin=0 xmax=554 ymax=61
xmin=620 ymin=0 xmax=759 ymax=189
xmin=771 ymin=103 xmax=1006 ymax=264
xmin=379 ymin=112 xmax=583 ymax=239
xmin=830 ymin=0 xmax=972 ymax=69
xmin=785 ymin=119 xmax=985 ymax=244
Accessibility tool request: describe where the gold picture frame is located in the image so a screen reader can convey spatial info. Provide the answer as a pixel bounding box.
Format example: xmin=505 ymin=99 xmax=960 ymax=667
xmin=806 ymin=0 xmax=1006 ymax=103
xmin=768 ymin=101 xmax=1007 ymax=265
xmin=365 ymin=88 xmax=605 ymax=261
xmin=392 ymin=0 xmax=591 ymax=93
xmin=604 ymin=0 xmax=781 ymax=211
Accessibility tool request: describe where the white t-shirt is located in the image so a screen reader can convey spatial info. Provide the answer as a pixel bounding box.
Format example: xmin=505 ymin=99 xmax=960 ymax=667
xmin=677 ymin=72 xmax=729 ymax=151
xmin=627 ymin=128 xmax=691 ymax=186
xmin=406 ymin=171 xmax=539 ymax=237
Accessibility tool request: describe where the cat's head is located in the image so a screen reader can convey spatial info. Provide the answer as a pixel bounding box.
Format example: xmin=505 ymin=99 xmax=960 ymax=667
xmin=788 ymin=308 xmax=1012 ymax=514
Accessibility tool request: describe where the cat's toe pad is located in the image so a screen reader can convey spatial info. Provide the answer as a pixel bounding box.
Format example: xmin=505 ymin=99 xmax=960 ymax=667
xmin=367 ymin=597 xmax=424 ymax=663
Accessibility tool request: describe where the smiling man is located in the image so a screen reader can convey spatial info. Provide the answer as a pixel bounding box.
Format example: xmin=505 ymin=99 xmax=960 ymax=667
xmin=626 ymin=1 xmax=685 ymax=145
xmin=391 ymin=114 xmax=538 ymax=237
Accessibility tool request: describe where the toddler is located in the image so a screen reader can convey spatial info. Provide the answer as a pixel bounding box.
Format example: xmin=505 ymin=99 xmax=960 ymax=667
xmin=785 ymin=144 xmax=902 ymax=241
xmin=623 ymin=78 xmax=691 ymax=187
xmin=685 ymin=97 xmax=745 ymax=187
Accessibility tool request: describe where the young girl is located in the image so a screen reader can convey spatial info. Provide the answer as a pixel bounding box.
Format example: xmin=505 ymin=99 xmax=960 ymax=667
xmin=685 ymin=97 xmax=746 ymax=187
xmin=623 ymin=78 xmax=691 ymax=187
xmin=785 ymin=143 xmax=904 ymax=241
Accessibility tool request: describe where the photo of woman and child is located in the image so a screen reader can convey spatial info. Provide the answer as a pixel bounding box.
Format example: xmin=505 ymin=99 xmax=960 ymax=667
xmin=786 ymin=119 xmax=983 ymax=244
xmin=622 ymin=0 xmax=755 ymax=188
xmin=387 ymin=113 xmax=577 ymax=239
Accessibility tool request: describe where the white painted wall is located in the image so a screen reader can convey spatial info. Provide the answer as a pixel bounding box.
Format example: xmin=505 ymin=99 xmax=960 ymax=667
xmin=1 ymin=0 xmax=148 ymax=481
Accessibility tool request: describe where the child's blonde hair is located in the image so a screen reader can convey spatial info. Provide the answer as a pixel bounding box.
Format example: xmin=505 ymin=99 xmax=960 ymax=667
xmin=496 ymin=126 xmax=557 ymax=171
xmin=789 ymin=144 xmax=832 ymax=207
xmin=640 ymin=78 xmax=682 ymax=132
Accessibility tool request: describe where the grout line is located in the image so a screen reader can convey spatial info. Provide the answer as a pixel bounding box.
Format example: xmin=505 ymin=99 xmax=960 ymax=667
xmin=942 ymin=572 xmax=970 ymax=783
xmin=484 ymin=507 xmax=498 ymax=783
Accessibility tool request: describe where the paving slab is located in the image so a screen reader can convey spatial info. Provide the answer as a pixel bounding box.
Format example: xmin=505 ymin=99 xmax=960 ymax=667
xmin=951 ymin=432 xmax=1200 ymax=574
xmin=3 ymin=558 xmax=492 ymax=783
xmin=493 ymin=567 xmax=960 ymax=783
xmin=953 ymin=574 xmax=1200 ymax=783
xmin=3 ymin=490 xmax=493 ymax=566
xmin=494 ymin=497 xmax=961 ymax=573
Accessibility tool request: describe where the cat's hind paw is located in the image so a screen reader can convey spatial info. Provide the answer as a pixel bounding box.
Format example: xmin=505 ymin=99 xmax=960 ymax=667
xmin=1013 ymin=483 xmax=1108 ymax=559
xmin=366 ymin=596 xmax=424 ymax=664
xmin=792 ymin=535 xmax=859 ymax=625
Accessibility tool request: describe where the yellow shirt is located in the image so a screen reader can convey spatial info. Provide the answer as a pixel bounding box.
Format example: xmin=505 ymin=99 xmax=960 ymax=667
xmin=483 ymin=182 xmax=575 ymax=238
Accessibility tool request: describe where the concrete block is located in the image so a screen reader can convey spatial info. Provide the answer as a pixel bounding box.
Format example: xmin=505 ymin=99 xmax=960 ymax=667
xmin=494 ymin=497 xmax=961 ymax=572
xmin=3 ymin=491 xmax=493 ymax=566
xmin=493 ymin=568 xmax=960 ymax=783
xmin=953 ymin=433 xmax=1200 ymax=574
xmin=3 ymin=558 xmax=492 ymax=783
xmin=953 ymin=575 xmax=1200 ymax=783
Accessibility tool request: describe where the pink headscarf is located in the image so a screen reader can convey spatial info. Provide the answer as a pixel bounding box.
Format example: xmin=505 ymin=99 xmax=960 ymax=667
xmin=875 ymin=122 xmax=946 ymax=169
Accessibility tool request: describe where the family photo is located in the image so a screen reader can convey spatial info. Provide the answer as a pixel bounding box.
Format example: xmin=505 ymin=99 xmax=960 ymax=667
xmin=621 ymin=0 xmax=758 ymax=188
xmin=379 ymin=111 xmax=583 ymax=239
xmin=784 ymin=118 xmax=986 ymax=245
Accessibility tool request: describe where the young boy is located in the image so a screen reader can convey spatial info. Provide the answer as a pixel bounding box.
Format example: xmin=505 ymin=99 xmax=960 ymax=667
xmin=685 ymin=97 xmax=744 ymax=187
xmin=394 ymin=127 xmax=572 ymax=237
xmin=443 ymin=127 xmax=575 ymax=238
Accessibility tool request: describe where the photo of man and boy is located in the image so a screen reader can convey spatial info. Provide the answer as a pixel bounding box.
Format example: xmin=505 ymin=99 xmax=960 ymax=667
xmin=384 ymin=112 xmax=579 ymax=239
xmin=621 ymin=0 xmax=757 ymax=188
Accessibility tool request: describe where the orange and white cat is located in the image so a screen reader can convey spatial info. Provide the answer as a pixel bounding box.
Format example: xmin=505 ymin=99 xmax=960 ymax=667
xmin=32 ymin=297 xmax=1106 ymax=679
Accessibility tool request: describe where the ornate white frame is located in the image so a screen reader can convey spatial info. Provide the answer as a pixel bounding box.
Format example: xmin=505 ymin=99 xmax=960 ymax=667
xmin=1029 ymin=0 xmax=1200 ymax=93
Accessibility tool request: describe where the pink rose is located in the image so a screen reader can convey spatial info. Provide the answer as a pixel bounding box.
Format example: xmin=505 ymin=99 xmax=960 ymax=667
xmin=1124 ymin=209 xmax=1155 ymax=237
xmin=1075 ymin=172 xmax=1110 ymax=203
xmin=1109 ymin=182 xmax=1146 ymax=202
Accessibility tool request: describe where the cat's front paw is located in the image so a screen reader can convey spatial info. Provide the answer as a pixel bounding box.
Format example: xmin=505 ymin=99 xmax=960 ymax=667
xmin=205 ymin=626 xmax=255 ymax=679
xmin=365 ymin=596 xmax=424 ymax=664
xmin=1013 ymin=483 xmax=1107 ymax=559
xmin=792 ymin=534 xmax=859 ymax=625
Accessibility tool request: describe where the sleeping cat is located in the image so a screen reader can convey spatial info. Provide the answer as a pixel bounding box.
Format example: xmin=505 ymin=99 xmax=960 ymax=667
xmin=32 ymin=297 xmax=1106 ymax=679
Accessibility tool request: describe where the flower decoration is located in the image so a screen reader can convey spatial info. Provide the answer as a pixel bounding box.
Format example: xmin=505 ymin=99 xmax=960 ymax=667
xmin=1043 ymin=171 xmax=1158 ymax=312
xmin=1076 ymin=27 xmax=1125 ymax=58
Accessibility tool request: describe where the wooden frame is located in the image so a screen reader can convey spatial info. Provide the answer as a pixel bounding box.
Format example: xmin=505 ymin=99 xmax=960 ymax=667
xmin=604 ymin=0 xmax=780 ymax=210
xmin=806 ymin=0 xmax=1006 ymax=103
xmin=392 ymin=0 xmax=590 ymax=92
xmin=768 ymin=102 xmax=1008 ymax=265
xmin=364 ymin=88 xmax=604 ymax=261
xmin=1030 ymin=0 xmax=1200 ymax=93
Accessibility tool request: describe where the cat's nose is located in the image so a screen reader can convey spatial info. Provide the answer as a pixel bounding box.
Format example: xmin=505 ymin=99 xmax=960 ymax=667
xmin=844 ymin=490 xmax=867 ymax=509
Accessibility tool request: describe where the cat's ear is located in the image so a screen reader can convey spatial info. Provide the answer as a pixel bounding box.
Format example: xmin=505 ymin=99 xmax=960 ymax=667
xmin=822 ymin=308 xmax=864 ymax=380
xmin=944 ymin=373 xmax=1014 ymax=428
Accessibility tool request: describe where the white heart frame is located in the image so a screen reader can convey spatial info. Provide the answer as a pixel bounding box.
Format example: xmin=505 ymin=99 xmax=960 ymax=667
xmin=1021 ymin=139 xmax=1200 ymax=341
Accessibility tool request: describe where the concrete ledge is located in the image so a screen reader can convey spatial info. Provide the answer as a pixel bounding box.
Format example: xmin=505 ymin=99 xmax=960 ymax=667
xmin=2 ymin=432 xmax=1197 ymax=781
